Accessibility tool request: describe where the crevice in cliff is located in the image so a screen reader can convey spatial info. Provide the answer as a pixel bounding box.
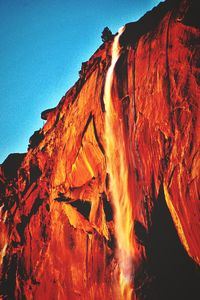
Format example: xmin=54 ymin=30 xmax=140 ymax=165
xmin=70 ymin=113 xmax=93 ymax=167
xmin=71 ymin=112 xmax=105 ymax=182
xmin=92 ymin=117 xmax=105 ymax=155
xmin=81 ymin=113 xmax=93 ymax=143
xmin=101 ymin=192 xmax=113 ymax=222
xmin=69 ymin=176 xmax=96 ymax=192
xmin=100 ymin=78 xmax=106 ymax=113
xmin=79 ymin=113 xmax=105 ymax=156
xmin=159 ymin=129 xmax=173 ymax=170
xmin=70 ymin=200 xmax=91 ymax=220
xmin=16 ymin=196 xmax=43 ymax=245
xmin=55 ymin=193 xmax=91 ymax=221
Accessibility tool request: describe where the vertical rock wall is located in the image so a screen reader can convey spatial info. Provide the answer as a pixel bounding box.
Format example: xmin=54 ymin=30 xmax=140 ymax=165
xmin=0 ymin=0 xmax=199 ymax=299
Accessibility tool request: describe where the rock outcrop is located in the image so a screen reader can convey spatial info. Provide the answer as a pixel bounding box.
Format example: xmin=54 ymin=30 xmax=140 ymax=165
xmin=0 ymin=0 xmax=199 ymax=299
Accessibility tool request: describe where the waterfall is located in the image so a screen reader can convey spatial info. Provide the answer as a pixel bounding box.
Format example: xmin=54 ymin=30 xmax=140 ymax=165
xmin=104 ymin=27 xmax=135 ymax=299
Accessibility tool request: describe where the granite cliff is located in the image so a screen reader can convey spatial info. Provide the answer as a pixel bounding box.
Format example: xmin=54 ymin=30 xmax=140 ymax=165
xmin=0 ymin=0 xmax=199 ymax=299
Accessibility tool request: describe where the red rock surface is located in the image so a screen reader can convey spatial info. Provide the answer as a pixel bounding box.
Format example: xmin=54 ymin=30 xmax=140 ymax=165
xmin=0 ymin=0 xmax=199 ymax=299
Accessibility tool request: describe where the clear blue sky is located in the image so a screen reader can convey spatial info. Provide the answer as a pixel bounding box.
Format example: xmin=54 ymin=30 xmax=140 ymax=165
xmin=0 ymin=0 xmax=161 ymax=163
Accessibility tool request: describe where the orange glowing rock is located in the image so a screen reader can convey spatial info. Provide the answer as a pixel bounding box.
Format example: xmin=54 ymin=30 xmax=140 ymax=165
xmin=0 ymin=0 xmax=199 ymax=299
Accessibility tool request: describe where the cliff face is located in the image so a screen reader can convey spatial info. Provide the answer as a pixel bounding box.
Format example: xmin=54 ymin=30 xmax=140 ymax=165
xmin=0 ymin=0 xmax=199 ymax=299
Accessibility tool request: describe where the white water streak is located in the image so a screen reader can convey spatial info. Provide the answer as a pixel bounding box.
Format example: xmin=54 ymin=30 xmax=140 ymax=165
xmin=104 ymin=27 xmax=134 ymax=298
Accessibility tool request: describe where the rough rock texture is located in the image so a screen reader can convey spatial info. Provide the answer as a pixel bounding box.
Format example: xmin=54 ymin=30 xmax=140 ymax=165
xmin=0 ymin=0 xmax=199 ymax=299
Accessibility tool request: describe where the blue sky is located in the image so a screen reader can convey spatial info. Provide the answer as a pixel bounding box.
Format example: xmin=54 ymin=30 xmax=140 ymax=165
xmin=0 ymin=0 xmax=161 ymax=162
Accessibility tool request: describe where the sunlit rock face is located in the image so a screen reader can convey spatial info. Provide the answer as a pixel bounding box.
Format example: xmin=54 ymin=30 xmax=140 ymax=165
xmin=0 ymin=0 xmax=199 ymax=299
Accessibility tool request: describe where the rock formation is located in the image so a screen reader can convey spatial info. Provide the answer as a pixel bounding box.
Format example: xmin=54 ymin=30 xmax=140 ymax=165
xmin=0 ymin=0 xmax=199 ymax=299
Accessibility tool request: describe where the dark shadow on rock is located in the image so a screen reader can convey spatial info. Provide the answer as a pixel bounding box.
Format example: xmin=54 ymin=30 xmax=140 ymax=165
xmin=135 ymin=183 xmax=200 ymax=300
xmin=70 ymin=200 xmax=91 ymax=220
xmin=1 ymin=153 xmax=26 ymax=180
